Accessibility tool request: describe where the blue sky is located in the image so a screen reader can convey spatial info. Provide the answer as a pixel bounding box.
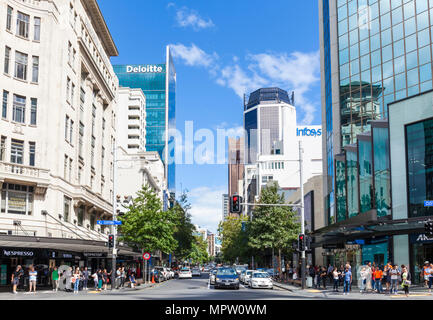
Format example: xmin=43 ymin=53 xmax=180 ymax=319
xmin=100 ymin=0 xmax=320 ymax=233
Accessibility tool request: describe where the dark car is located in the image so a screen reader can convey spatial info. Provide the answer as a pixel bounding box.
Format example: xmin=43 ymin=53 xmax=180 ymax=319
xmin=215 ymin=267 xmax=240 ymax=289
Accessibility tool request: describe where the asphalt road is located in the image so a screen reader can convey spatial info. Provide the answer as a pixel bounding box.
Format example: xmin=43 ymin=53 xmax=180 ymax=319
xmin=0 ymin=272 xmax=302 ymax=300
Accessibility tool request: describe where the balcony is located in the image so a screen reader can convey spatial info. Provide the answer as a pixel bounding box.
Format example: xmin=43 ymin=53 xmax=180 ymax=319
xmin=0 ymin=162 xmax=50 ymax=194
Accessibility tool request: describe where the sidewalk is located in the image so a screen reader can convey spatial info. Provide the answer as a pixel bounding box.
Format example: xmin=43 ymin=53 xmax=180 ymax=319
xmin=273 ymin=281 xmax=433 ymax=299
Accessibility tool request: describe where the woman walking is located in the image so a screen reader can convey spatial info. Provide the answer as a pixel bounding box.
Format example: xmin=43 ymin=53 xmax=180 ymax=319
xmin=359 ymin=266 xmax=367 ymax=293
xmin=332 ymin=267 xmax=340 ymax=292
xmin=51 ymin=266 xmax=59 ymax=292
xmin=96 ymin=269 xmax=103 ymax=291
xmin=28 ymin=266 xmax=37 ymax=293
xmin=72 ymin=267 xmax=81 ymax=293
xmin=102 ymin=269 xmax=109 ymax=291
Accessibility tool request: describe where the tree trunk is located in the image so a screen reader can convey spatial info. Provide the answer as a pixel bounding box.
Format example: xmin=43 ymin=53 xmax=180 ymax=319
xmin=279 ymin=249 xmax=282 ymax=280
xmin=272 ymin=247 xmax=275 ymax=278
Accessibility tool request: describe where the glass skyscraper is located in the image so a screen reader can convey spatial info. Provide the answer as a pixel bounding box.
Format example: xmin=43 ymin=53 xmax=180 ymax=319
xmin=320 ymin=0 xmax=433 ymax=225
xmin=114 ymin=46 xmax=176 ymax=193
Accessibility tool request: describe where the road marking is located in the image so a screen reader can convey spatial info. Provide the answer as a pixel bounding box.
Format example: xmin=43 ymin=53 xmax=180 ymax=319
xmin=307 ymin=289 xmax=321 ymax=293
xmin=88 ymin=291 xmax=100 ymax=294
xmin=390 ymin=294 xmax=429 ymax=298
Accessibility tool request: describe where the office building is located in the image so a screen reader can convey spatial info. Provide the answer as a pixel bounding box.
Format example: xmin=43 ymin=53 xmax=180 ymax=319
xmin=222 ymin=193 xmax=229 ymax=221
xmin=317 ymin=0 xmax=433 ymax=281
xmin=243 ymin=88 xmax=322 ymax=214
xmin=228 ymin=137 xmax=244 ymax=198
xmin=0 ymin=0 xmax=140 ymax=287
xmin=113 ymin=47 xmax=176 ymax=195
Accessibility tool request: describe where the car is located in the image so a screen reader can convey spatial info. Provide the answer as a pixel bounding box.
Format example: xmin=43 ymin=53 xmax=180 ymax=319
xmin=154 ymin=267 xmax=169 ymax=281
xmin=214 ymin=267 xmax=240 ymax=289
xmin=266 ymin=268 xmax=277 ymax=277
xmin=234 ymin=266 xmax=247 ymax=275
xmin=192 ymin=268 xmax=201 ymax=277
xmin=242 ymin=270 xmax=254 ymax=284
xmin=178 ymin=268 xmax=192 ymax=279
xmin=209 ymin=269 xmax=218 ymax=285
xmin=203 ymin=267 xmax=210 ymax=272
xmin=239 ymin=270 xmax=247 ymax=283
xmin=248 ymin=271 xmax=273 ymax=289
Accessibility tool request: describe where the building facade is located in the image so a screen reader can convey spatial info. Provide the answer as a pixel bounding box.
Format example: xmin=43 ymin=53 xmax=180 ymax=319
xmin=228 ymin=137 xmax=244 ymax=199
xmin=0 ymin=0 xmax=141 ymax=287
xmin=222 ymin=193 xmax=229 ymax=221
xmin=113 ymin=46 xmax=176 ymax=194
xmin=318 ymin=0 xmax=433 ymax=283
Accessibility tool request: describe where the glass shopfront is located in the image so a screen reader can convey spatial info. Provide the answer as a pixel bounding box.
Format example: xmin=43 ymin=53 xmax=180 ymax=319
xmin=406 ymin=117 xmax=433 ymax=218
xmin=410 ymin=233 xmax=433 ymax=285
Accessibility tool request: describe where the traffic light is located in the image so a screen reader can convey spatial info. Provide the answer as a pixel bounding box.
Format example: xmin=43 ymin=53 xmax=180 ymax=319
xmin=108 ymin=234 xmax=115 ymax=248
xmin=425 ymin=221 xmax=433 ymax=236
xmin=298 ymin=234 xmax=305 ymax=252
xmin=230 ymin=195 xmax=243 ymax=213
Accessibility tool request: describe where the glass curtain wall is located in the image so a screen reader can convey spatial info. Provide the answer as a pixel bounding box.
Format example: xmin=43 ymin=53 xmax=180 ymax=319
xmin=335 ymin=154 xmax=348 ymax=222
xmin=346 ymin=145 xmax=360 ymax=218
xmin=406 ymin=117 xmax=433 ymax=217
xmin=372 ymin=123 xmax=391 ymax=217
xmin=358 ymin=135 xmax=374 ymax=213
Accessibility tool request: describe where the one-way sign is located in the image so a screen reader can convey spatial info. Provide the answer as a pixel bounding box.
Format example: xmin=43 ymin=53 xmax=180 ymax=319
xmin=97 ymin=220 xmax=122 ymax=225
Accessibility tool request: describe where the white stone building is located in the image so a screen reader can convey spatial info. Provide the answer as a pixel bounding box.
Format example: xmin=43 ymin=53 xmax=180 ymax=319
xmin=0 ymin=0 xmax=139 ymax=282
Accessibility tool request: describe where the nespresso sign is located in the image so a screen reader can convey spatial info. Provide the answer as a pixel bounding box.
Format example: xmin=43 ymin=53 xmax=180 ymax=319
xmin=2 ymin=249 xmax=34 ymax=257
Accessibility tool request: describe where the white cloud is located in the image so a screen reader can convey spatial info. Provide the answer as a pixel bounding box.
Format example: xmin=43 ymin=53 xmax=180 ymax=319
xmin=188 ymin=186 xmax=226 ymax=233
xmin=169 ymin=43 xmax=217 ymax=68
xmin=175 ymin=7 xmax=214 ymax=31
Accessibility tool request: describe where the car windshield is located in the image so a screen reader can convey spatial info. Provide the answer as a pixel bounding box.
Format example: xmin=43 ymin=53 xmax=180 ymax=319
xmin=246 ymin=271 xmax=253 ymax=276
xmin=181 ymin=269 xmax=190 ymax=272
xmin=216 ymin=268 xmax=237 ymax=276
xmin=252 ymin=272 xmax=270 ymax=278
xmin=212 ymin=270 xmax=218 ymax=275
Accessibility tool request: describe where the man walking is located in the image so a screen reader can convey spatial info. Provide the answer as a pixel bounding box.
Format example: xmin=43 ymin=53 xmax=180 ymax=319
xmin=11 ymin=265 xmax=23 ymax=294
xmin=343 ymin=266 xmax=352 ymax=296
xmin=51 ymin=266 xmax=59 ymax=292
xmin=374 ymin=266 xmax=383 ymax=293
xmin=82 ymin=267 xmax=89 ymax=290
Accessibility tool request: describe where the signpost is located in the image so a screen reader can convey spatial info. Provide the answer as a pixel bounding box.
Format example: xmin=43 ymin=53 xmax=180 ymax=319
xmin=143 ymin=252 xmax=151 ymax=284
xmin=425 ymin=201 xmax=433 ymax=207
xmin=97 ymin=220 xmax=122 ymax=225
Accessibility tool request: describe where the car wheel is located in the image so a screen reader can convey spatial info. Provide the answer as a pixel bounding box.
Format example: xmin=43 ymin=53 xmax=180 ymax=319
xmin=236 ymin=285 xmax=240 ymax=290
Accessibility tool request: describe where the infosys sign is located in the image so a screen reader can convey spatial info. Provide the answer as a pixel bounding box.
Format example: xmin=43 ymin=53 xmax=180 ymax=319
xmin=296 ymin=127 xmax=322 ymax=137
xmin=126 ymin=65 xmax=164 ymax=73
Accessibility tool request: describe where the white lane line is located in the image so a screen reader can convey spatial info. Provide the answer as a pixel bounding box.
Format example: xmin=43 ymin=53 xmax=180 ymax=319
xmin=208 ymin=279 xmax=210 ymax=290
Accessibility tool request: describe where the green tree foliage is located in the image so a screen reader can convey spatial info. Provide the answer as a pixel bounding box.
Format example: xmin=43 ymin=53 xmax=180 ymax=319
xmin=171 ymin=191 xmax=195 ymax=261
xmin=248 ymin=183 xmax=301 ymax=256
xmin=188 ymin=235 xmax=209 ymax=264
xmin=118 ymin=185 xmax=177 ymax=255
xmin=218 ymin=215 xmax=250 ymax=264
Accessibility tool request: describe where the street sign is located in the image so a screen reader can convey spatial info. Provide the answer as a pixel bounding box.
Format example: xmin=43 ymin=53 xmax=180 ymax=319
xmin=425 ymin=201 xmax=433 ymax=207
xmin=97 ymin=220 xmax=122 ymax=225
xmin=143 ymin=252 xmax=151 ymax=260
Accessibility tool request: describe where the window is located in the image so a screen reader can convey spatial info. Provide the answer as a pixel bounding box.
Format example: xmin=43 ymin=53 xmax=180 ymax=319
xmin=65 ymin=115 xmax=69 ymax=140
xmin=91 ymin=136 xmax=95 ymax=168
xmin=79 ymin=122 xmax=84 ymax=158
xmin=32 ymin=56 xmax=38 ymax=83
xmin=71 ymin=83 xmax=75 ymax=105
xmin=16 ymin=12 xmax=29 ymax=38
xmin=1 ymin=183 xmax=34 ymax=215
xmin=14 ymin=51 xmax=27 ymax=80
xmin=78 ymin=205 xmax=84 ymax=226
xmin=4 ymin=46 xmax=10 ymax=74
xmin=10 ymin=139 xmax=23 ymax=164
xmin=101 ymin=146 xmax=105 ymax=175
xmin=29 ymin=142 xmax=35 ymax=166
xmin=69 ymin=158 xmax=73 ymax=182
xmin=64 ymin=155 xmax=68 ymax=179
xmin=34 ymin=17 xmax=40 ymax=41
xmin=0 ymin=136 xmax=6 ymax=161
xmin=6 ymin=6 xmax=12 ymax=31
xmin=2 ymin=90 xmax=8 ymax=119
xmin=66 ymin=77 xmax=71 ymax=102
xmin=12 ymin=94 xmax=25 ymax=123
xmin=63 ymin=196 xmax=71 ymax=222
xmin=70 ymin=120 xmax=74 ymax=144
xmin=30 ymin=98 xmax=37 ymax=125
xmin=78 ymin=166 xmax=82 ymax=184
xmin=90 ymin=214 xmax=95 ymax=230
xmin=68 ymin=42 xmax=72 ymax=65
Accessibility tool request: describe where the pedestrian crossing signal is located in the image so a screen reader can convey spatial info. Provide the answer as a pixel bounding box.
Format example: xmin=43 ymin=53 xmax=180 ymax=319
xmin=230 ymin=195 xmax=243 ymax=213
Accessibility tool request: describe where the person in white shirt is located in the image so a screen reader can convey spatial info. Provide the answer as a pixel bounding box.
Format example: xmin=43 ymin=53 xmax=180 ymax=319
xmin=28 ymin=266 xmax=37 ymax=293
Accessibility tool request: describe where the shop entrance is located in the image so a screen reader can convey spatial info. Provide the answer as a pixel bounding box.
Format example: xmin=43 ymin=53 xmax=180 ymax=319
xmin=412 ymin=242 xmax=433 ymax=284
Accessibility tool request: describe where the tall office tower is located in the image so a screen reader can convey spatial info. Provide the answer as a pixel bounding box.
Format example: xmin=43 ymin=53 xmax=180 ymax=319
xmin=113 ymin=46 xmax=176 ymax=195
xmin=243 ymin=88 xmax=322 ymax=204
xmin=222 ymin=193 xmax=229 ymax=221
xmin=318 ymin=0 xmax=433 ymax=275
xmin=0 ymin=0 xmax=140 ymax=282
xmin=228 ymin=137 xmax=245 ymax=200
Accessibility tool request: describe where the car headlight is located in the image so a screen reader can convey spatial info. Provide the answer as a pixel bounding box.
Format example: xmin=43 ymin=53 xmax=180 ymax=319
xmin=216 ymin=278 xmax=220 ymax=281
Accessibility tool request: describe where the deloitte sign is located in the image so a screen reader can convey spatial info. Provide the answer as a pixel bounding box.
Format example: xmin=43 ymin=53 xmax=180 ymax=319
xmin=296 ymin=127 xmax=322 ymax=137
xmin=126 ymin=65 xmax=164 ymax=73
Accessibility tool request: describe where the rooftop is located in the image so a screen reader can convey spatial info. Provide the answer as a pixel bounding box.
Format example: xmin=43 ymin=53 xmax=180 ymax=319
xmin=246 ymin=88 xmax=294 ymax=109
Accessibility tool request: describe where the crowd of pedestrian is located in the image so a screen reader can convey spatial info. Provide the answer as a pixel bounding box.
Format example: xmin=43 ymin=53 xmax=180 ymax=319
xmin=11 ymin=264 xmax=139 ymax=294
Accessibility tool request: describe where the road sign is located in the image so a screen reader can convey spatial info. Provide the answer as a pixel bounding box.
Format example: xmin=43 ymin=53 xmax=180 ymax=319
xmin=97 ymin=220 xmax=122 ymax=225
xmin=143 ymin=252 xmax=151 ymax=260
xmin=425 ymin=201 xmax=433 ymax=207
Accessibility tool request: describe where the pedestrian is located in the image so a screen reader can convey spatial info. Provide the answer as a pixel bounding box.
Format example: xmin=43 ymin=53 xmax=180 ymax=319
xmin=428 ymin=263 xmax=433 ymax=294
xmin=371 ymin=262 xmax=376 ymax=291
xmin=401 ymin=265 xmax=411 ymax=297
xmin=129 ymin=272 xmax=137 ymax=288
xmin=11 ymin=265 xmax=23 ymax=294
xmin=384 ymin=262 xmax=391 ymax=293
xmin=374 ymin=266 xmax=383 ymax=293
xmin=390 ymin=264 xmax=399 ymax=295
xmin=64 ymin=267 xmax=73 ymax=292
xmin=97 ymin=269 xmax=103 ymax=291
xmin=102 ymin=269 xmax=108 ymax=291
xmin=121 ymin=267 xmax=126 ymax=288
xmin=28 ymin=266 xmax=37 ymax=293
xmin=51 ymin=266 xmax=59 ymax=292
xmin=332 ymin=267 xmax=340 ymax=292
xmin=422 ymin=261 xmax=430 ymax=288
xmin=320 ymin=267 xmax=327 ymax=289
xmin=92 ymin=270 xmax=98 ymax=290
xmin=327 ymin=264 xmax=333 ymax=285
xmin=365 ymin=262 xmax=373 ymax=292
xmin=343 ymin=266 xmax=352 ymax=295
xmin=82 ymin=267 xmax=89 ymax=290
xmin=315 ymin=266 xmax=321 ymax=289
xmin=115 ymin=267 xmax=121 ymax=289
xmin=359 ymin=266 xmax=367 ymax=293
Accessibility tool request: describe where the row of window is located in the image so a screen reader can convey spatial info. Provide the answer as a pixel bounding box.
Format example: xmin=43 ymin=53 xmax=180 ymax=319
xmin=259 ymin=161 xmax=286 ymax=170
xmin=0 ymin=136 xmax=35 ymax=166
xmin=1 ymin=90 xmax=37 ymax=125
xmin=4 ymin=46 xmax=39 ymax=83
xmin=6 ymin=6 xmax=41 ymax=41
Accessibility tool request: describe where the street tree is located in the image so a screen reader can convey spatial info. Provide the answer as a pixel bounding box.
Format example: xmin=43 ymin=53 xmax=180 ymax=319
xmin=218 ymin=215 xmax=250 ymax=264
xmin=188 ymin=235 xmax=209 ymax=265
xmin=119 ymin=185 xmax=178 ymax=263
xmin=171 ymin=191 xmax=195 ymax=262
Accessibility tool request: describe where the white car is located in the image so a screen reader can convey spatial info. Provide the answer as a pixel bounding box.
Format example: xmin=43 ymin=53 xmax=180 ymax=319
xmin=178 ymin=268 xmax=192 ymax=279
xmin=248 ymin=272 xmax=273 ymax=289
xmin=168 ymin=268 xmax=175 ymax=279
xmin=192 ymin=268 xmax=201 ymax=277
xmin=242 ymin=270 xmax=254 ymax=284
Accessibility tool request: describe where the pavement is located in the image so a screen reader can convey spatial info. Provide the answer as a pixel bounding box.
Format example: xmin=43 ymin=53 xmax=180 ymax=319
xmin=1 ymin=274 xmax=433 ymax=300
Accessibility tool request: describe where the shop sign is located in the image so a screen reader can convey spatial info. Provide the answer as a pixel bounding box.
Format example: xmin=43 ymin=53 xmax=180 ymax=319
xmin=410 ymin=233 xmax=433 ymax=244
xmin=83 ymin=252 xmax=106 ymax=258
xmin=61 ymin=253 xmax=73 ymax=259
xmin=322 ymin=243 xmax=344 ymax=249
xmin=2 ymin=249 xmax=35 ymax=257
